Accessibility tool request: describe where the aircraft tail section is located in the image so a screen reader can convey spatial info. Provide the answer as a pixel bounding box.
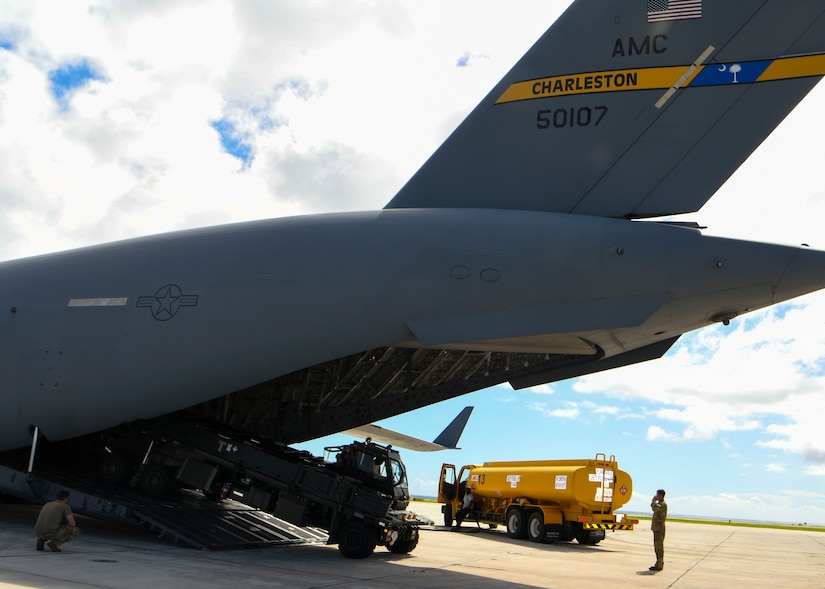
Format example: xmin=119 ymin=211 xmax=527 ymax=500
xmin=385 ymin=0 xmax=825 ymax=218
xmin=431 ymin=406 xmax=474 ymax=450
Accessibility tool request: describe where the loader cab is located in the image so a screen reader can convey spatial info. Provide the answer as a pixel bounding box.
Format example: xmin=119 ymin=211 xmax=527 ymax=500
xmin=326 ymin=439 xmax=410 ymax=509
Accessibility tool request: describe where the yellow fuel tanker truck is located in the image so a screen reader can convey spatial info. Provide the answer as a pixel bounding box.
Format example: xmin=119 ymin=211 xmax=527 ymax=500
xmin=439 ymin=454 xmax=635 ymax=544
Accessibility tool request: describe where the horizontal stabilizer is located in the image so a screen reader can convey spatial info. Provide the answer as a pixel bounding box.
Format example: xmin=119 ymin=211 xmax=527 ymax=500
xmin=509 ymin=337 xmax=680 ymax=389
xmin=345 ymin=406 xmax=474 ymax=452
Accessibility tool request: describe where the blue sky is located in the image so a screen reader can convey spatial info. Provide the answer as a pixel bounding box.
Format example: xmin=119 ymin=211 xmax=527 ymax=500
xmin=1 ymin=0 xmax=825 ymax=525
xmin=48 ymin=59 xmax=103 ymax=111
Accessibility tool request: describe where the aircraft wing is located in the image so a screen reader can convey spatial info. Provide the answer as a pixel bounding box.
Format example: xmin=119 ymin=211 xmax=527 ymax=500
xmin=386 ymin=1 xmax=825 ymax=218
xmin=344 ymin=407 xmax=473 ymax=452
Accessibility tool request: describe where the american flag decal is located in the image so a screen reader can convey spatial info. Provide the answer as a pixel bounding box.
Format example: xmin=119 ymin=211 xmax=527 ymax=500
xmin=648 ymin=0 xmax=702 ymax=23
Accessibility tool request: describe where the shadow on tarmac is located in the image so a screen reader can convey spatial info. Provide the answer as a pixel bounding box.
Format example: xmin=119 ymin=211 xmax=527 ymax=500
xmin=0 ymin=502 xmax=577 ymax=589
xmin=430 ymin=523 xmax=621 ymax=553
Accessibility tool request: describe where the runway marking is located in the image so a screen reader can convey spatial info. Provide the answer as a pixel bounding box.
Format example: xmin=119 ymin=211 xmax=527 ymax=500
xmin=667 ymin=530 xmax=736 ymax=587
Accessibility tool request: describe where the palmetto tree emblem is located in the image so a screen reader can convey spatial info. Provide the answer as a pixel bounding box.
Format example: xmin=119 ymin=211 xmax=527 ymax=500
xmin=719 ymin=63 xmax=742 ymax=83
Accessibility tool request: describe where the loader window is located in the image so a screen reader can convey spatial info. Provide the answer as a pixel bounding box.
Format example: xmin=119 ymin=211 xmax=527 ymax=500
xmin=355 ymin=451 xmax=379 ymax=476
xmin=390 ymin=459 xmax=405 ymax=487
xmin=375 ymin=457 xmax=388 ymax=479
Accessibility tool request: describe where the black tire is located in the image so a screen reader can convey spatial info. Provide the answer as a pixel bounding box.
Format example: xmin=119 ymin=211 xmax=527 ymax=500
xmin=99 ymin=453 xmax=129 ymax=485
xmin=506 ymin=508 xmax=527 ymax=539
xmin=575 ymin=527 xmax=604 ymax=545
xmin=201 ymin=475 xmax=225 ymax=501
xmin=526 ymin=511 xmax=546 ymax=543
xmin=338 ymin=520 xmax=378 ymax=559
xmin=386 ymin=535 xmax=419 ymax=554
xmin=443 ymin=504 xmax=453 ymax=527
xmin=559 ymin=520 xmax=575 ymax=542
xmin=138 ymin=464 xmax=170 ymax=497
xmin=202 ymin=488 xmax=221 ymax=501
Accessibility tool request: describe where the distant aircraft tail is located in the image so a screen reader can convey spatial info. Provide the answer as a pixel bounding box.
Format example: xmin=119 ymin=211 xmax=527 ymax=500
xmin=344 ymin=406 xmax=473 ymax=452
xmin=385 ymin=0 xmax=825 ymax=219
xmin=431 ymin=406 xmax=473 ymax=449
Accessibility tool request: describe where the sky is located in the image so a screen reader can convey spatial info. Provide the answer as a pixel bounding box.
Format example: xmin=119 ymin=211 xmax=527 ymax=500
xmin=2 ymin=1 xmax=825 ymax=525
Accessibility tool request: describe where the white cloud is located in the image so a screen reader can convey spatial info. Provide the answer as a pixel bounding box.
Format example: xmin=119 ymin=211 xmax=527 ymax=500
xmin=530 ymin=401 xmax=579 ymax=419
xmin=804 ymin=465 xmax=825 ymax=477
xmin=527 ymin=384 xmax=555 ymax=395
xmin=575 ymin=294 xmax=825 ymax=465
xmin=669 ymin=491 xmax=825 ymax=525
xmin=0 ymin=0 xmax=568 ymax=261
xmin=646 ymin=425 xmax=680 ymax=442
xmin=410 ymin=477 xmax=438 ymax=497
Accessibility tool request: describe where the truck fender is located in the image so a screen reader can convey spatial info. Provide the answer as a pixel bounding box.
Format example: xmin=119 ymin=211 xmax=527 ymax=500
xmin=526 ymin=506 xmax=562 ymax=543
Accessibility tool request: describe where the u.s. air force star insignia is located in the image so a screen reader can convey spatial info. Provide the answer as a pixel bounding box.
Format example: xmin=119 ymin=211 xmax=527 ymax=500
xmin=136 ymin=284 xmax=198 ymax=321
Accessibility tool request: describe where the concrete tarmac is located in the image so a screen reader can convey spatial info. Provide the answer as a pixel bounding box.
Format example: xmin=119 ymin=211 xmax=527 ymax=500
xmin=2 ymin=500 xmax=824 ymax=589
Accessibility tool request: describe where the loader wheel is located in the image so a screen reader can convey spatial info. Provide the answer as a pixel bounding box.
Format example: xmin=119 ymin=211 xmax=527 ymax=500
xmin=506 ymin=508 xmax=527 ymax=539
xmin=443 ymin=504 xmax=453 ymax=527
xmin=527 ymin=511 xmax=546 ymax=543
xmin=338 ymin=520 xmax=377 ymax=559
xmin=99 ymin=454 xmax=129 ymax=485
xmin=138 ymin=464 xmax=170 ymax=498
xmin=386 ymin=536 xmax=419 ymax=554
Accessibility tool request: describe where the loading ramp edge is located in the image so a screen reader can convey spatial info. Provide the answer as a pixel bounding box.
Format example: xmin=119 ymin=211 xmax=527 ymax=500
xmin=0 ymin=462 xmax=328 ymax=550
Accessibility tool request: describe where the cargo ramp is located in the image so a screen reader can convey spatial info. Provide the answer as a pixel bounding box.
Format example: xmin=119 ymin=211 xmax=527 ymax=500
xmin=0 ymin=460 xmax=327 ymax=550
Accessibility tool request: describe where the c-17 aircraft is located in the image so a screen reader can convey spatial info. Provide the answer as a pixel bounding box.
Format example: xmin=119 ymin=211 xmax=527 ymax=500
xmin=2 ymin=1 xmax=825 ymax=470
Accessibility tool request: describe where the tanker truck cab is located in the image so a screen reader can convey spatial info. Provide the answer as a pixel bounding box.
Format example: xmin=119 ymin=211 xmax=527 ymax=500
xmin=438 ymin=463 xmax=477 ymax=527
xmin=439 ymin=454 xmax=636 ymax=545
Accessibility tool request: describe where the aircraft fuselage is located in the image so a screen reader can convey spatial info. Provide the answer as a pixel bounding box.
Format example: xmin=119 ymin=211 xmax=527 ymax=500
xmin=1 ymin=208 xmax=823 ymax=449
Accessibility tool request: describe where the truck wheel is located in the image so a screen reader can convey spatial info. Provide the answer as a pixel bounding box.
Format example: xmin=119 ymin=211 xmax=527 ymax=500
xmin=338 ymin=520 xmax=377 ymax=559
xmin=506 ymin=508 xmax=527 ymax=539
xmin=138 ymin=464 xmax=170 ymax=498
xmin=386 ymin=536 xmax=419 ymax=554
xmin=575 ymin=528 xmax=604 ymax=545
xmin=559 ymin=521 xmax=575 ymax=541
xmin=526 ymin=511 xmax=546 ymax=543
xmin=443 ymin=504 xmax=453 ymax=527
